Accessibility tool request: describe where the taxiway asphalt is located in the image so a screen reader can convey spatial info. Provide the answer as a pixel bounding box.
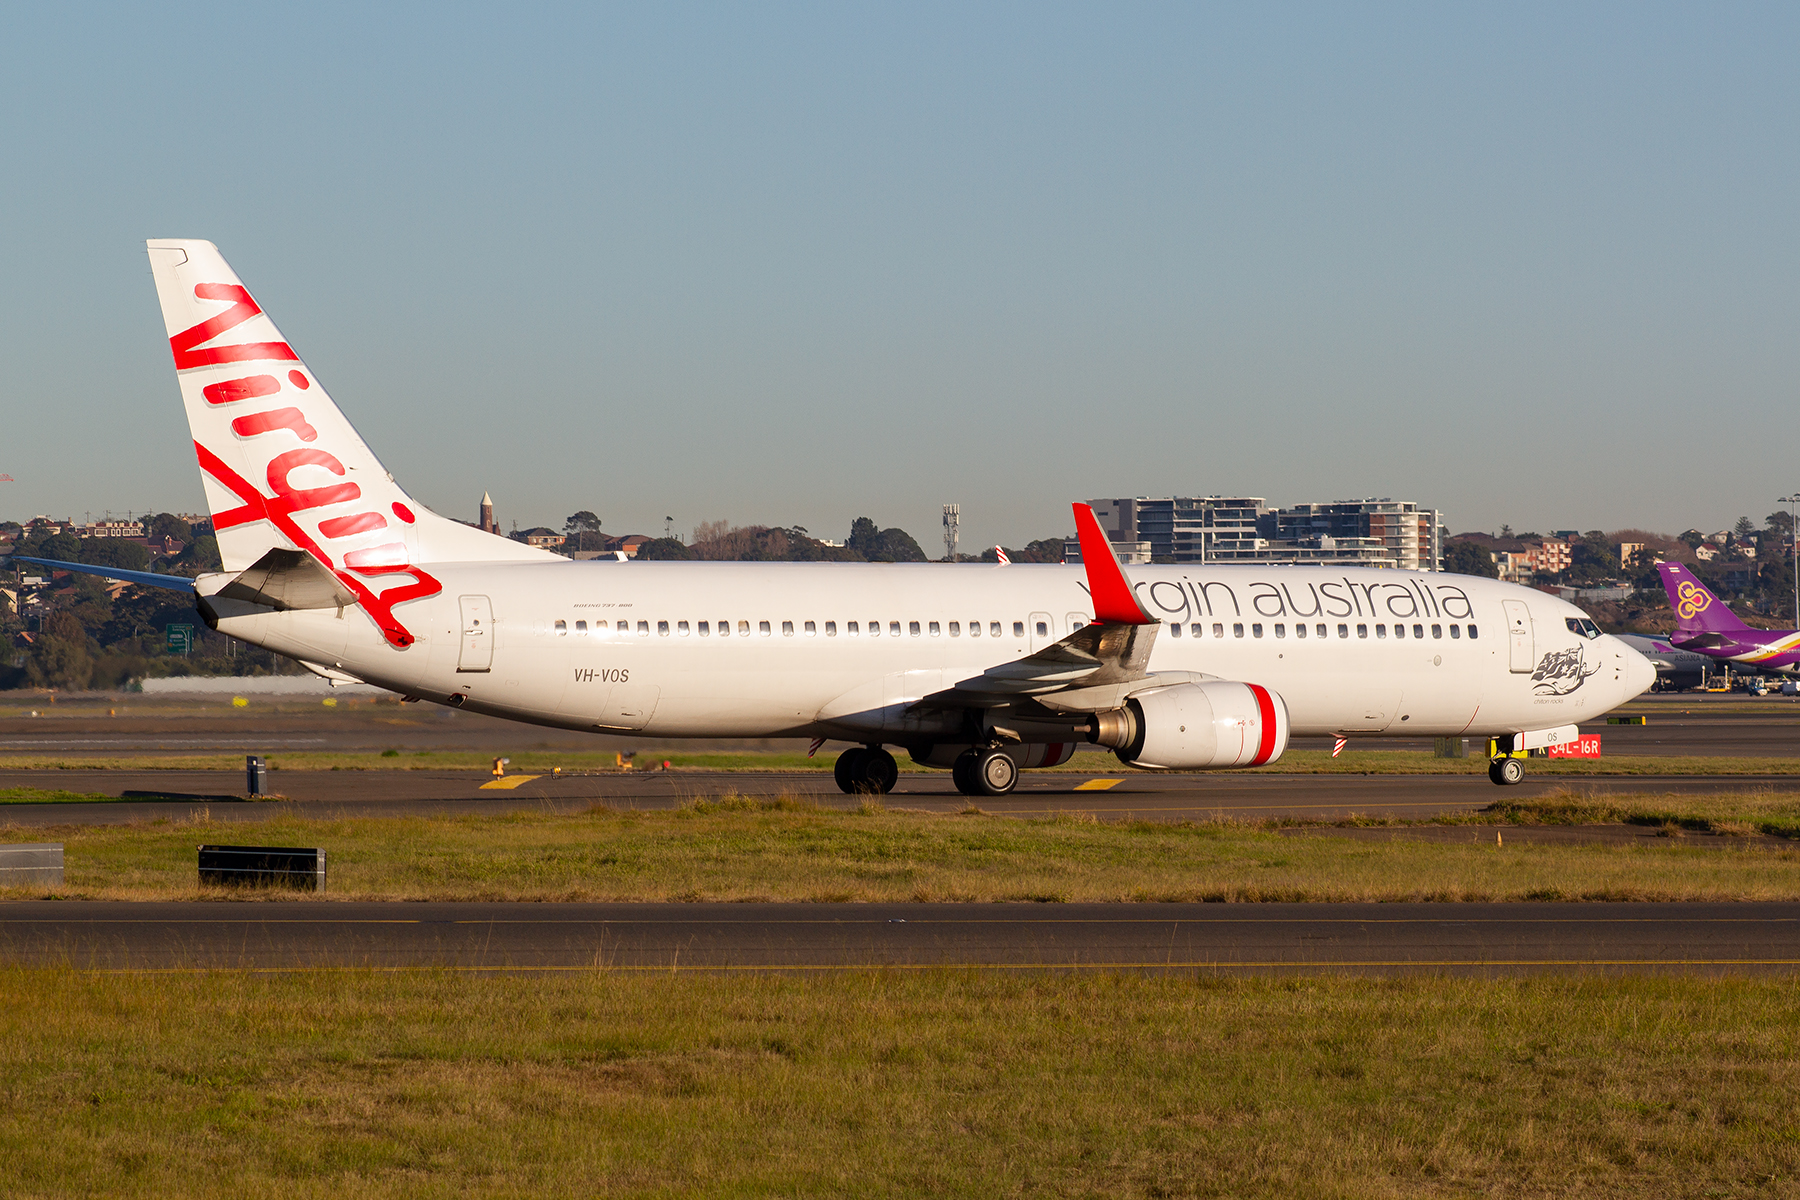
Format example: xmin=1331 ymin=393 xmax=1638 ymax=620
xmin=4 ymin=900 xmax=1796 ymax=975
xmin=3 ymin=766 xmax=1796 ymax=826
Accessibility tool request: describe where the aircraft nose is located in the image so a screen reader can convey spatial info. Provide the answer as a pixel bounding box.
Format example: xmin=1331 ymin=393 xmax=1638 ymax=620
xmin=1619 ymin=641 xmax=1657 ymax=701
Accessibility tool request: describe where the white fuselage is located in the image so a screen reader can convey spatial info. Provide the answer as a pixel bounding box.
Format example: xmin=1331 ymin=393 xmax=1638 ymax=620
xmin=203 ymin=561 xmax=1656 ymax=748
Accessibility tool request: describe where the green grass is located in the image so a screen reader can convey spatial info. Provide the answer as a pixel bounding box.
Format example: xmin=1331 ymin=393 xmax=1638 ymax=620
xmin=1 ymin=968 xmax=1796 ymax=1197
xmin=0 ymin=787 xmax=119 ymax=805
xmin=7 ymin=792 xmax=1800 ymax=903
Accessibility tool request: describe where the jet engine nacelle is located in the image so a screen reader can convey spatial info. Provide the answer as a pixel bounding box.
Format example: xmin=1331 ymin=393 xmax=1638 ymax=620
xmin=1088 ymin=681 xmax=1289 ymax=770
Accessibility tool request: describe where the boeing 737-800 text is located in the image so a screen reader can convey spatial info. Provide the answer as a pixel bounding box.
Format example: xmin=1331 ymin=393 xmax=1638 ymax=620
xmin=14 ymin=241 xmax=1657 ymax=792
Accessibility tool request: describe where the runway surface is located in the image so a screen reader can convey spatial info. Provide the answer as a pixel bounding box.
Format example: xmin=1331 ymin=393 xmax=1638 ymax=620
xmin=3 ymin=766 xmax=1796 ymax=827
xmin=5 ymin=900 xmax=1796 ymax=975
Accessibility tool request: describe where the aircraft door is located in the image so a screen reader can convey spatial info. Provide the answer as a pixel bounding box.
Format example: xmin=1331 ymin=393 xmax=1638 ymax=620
xmin=458 ymin=595 xmax=494 ymax=673
xmin=1502 ymin=599 xmax=1534 ymax=673
xmin=1066 ymin=611 xmax=1091 ymax=634
xmin=1029 ymin=611 xmax=1055 ymax=653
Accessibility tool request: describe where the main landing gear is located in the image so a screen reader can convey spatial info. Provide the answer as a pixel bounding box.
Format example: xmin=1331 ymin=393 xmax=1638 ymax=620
xmin=1488 ymin=756 xmax=1526 ymax=786
xmin=951 ymin=748 xmax=1018 ymax=797
xmin=834 ymin=745 xmax=899 ymax=795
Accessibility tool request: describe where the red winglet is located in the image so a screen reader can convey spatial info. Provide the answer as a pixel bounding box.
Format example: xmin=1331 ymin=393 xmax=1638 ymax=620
xmin=1072 ymin=503 xmax=1156 ymax=625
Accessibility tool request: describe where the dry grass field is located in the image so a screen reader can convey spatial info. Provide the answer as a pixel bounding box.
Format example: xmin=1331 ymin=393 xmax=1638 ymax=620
xmin=2 ymin=967 xmax=1797 ymax=1198
xmin=5 ymin=790 xmax=1800 ymax=903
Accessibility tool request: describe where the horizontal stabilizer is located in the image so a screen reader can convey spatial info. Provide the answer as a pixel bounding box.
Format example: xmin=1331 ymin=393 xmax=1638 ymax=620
xmin=214 ymin=548 xmax=358 ymax=611
xmin=6 ymin=556 xmax=196 ymax=594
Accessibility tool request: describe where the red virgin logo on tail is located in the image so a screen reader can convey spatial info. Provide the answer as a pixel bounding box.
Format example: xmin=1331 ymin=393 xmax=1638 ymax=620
xmin=169 ymin=284 xmax=299 ymax=370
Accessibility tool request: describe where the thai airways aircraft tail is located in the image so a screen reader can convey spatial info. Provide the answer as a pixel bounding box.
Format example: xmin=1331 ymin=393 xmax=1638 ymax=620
xmin=145 ymin=240 xmax=554 ymax=646
xmin=1656 ymin=562 xmax=1748 ymax=642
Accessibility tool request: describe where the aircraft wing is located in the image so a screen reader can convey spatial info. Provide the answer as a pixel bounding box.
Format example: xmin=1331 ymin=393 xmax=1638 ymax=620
xmin=6 ymin=555 xmax=196 ymax=594
xmin=925 ymin=502 xmax=1161 ymax=707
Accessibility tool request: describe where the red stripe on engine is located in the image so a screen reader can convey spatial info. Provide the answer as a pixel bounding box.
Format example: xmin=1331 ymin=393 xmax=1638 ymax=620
xmin=1247 ymin=684 xmax=1278 ymax=766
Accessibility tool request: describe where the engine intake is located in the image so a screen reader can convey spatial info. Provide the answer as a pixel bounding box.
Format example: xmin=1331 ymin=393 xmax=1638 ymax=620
xmin=1087 ymin=681 xmax=1289 ymax=770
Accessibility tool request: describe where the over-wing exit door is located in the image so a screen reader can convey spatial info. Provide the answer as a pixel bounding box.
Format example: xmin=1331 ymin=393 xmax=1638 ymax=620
xmin=458 ymin=595 xmax=493 ymax=672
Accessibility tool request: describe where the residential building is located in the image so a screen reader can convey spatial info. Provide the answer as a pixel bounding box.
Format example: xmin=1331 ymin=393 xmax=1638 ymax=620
xmin=1497 ymin=539 xmax=1573 ymax=583
xmin=1275 ymin=500 xmax=1444 ymax=571
xmin=1085 ymin=495 xmax=1444 ymax=569
xmin=83 ymin=519 xmax=144 ymax=538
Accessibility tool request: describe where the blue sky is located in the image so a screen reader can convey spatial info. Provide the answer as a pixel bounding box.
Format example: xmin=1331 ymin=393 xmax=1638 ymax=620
xmin=2 ymin=3 xmax=1796 ymax=547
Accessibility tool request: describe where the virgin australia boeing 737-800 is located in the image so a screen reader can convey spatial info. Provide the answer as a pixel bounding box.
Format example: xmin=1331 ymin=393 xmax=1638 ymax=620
xmin=14 ymin=240 xmax=1657 ymax=792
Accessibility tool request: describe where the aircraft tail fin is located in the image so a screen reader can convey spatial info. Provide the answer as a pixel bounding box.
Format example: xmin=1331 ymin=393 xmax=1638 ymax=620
xmin=146 ymin=240 xmax=557 ymax=647
xmin=1656 ymin=562 xmax=1747 ymax=639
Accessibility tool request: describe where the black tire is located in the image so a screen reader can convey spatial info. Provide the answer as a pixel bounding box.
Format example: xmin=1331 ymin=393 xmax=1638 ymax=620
xmin=861 ymin=747 xmax=899 ymax=795
xmin=973 ymin=749 xmax=1018 ymax=796
xmin=951 ymin=750 xmax=981 ymax=796
xmin=834 ymin=748 xmax=869 ymax=794
xmin=1489 ymin=756 xmax=1525 ymax=786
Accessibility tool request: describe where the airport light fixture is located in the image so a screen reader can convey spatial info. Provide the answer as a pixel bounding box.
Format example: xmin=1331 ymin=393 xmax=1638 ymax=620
xmin=1782 ymin=495 xmax=1800 ymax=623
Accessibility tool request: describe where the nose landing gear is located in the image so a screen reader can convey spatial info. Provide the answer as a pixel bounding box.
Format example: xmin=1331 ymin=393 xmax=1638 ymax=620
xmin=1488 ymin=756 xmax=1526 ymax=785
xmin=834 ymin=745 xmax=899 ymax=794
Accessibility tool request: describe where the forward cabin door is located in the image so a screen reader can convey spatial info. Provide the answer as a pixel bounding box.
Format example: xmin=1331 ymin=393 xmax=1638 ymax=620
xmin=1502 ymin=599 xmax=1534 ymax=673
xmin=458 ymin=595 xmax=494 ymax=673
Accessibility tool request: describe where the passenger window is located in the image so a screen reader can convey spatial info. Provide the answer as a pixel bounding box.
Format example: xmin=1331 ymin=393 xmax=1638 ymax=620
xmin=804 ymin=621 xmax=815 ymax=636
xmin=1233 ymin=623 xmax=1245 ymax=638
xmin=1316 ymin=624 xmax=1327 ymax=639
xmin=782 ymin=621 xmax=794 ymax=636
xmin=868 ymin=621 xmax=879 ymax=637
xmin=1034 ymin=621 xmax=1048 ymax=637
xmin=1169 ymin=622 xmax=1182 ymax=638
xmin=1337 ymin=624 xmax=1348 ymax=638
xmin=1357 ymin=624 xmax=1368 ymax=639
xmin=1252 ymin=624 xmax=1263 ymax=638
xmin=825 ymin=621 xmax=836 ymax=637
xmin=891 ymin=621 xmax=902 ymax=637
xmin=1273 ymin=624 xmax=1284 ymax=638
xmin=1430 ymin=624 xmax=1441 ymax=639
xmin=928 ymin=621 xmax=940 ymax=636
xmin=1468 ymin=625 xmax=1479 ymax=639
xmin=759 ymin=621 xmax=772 ymax=636
xmin=1377 ymin=624 xmax=1388 ymax=639
xmin=555 ymin=620 xmax=567 ymax=635
xmin=699 ymin=621 xmax=710 ymax=637
xmin=1295 ymin=623 xmax=1307 ymax=639
xmin=638 ymin=621 xmax=650 ymax=636
xmin=657 ymin=621 xmax=670 ymax=636
xmin=618 ymin=620 xmax=629 ymax=634
xmin=968 ymin=621 xmax=980 ymax=638
xmin=1213 ymin=623 xmax=1225 ymax=638
xmin=738 ymin=620 xmax=750 ymax=636
xmin=1416 ymin=624 xmax=1426 ymax=639
xmin=948 ymin=622 xmax=960 ymax=637
xmin=1191 ymin=623 xmax=1203 ymax=638
xmin=847 ymin=621 xmax=859 ymax=636
xmin=910 ymin=621 xmax=922 ymax=637
xmin=677 ymin=620 xmax=689 ymax=636
xmin=1450 ymin=624 xmax=1461 ymax=638
xmin=575 ymin=620 xmax=587 ymax=633
xmin=1013 ymin=622 xmax=1025 ymax=637
xmin=995 ymin=622 xmax=1006 ymax=637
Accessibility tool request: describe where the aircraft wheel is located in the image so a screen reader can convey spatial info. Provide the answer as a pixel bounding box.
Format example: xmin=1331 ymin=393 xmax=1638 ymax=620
xmin=834 ymin=748 xmax=870 ymax=794
xmin=1488 ymin=756 xmax=1525 ymax=786
xmin=859 ymin=747 xmax=899 ymax=795
xmin=973 ymin=749 xmax=1018 ymax=796
xmin=951 ymin=750 xmax=981 ymax=796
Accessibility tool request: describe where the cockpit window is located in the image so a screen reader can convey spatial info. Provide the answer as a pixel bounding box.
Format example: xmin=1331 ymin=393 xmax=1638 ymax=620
xmin=1565 ymin=617 xmax=1603 ymax=640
